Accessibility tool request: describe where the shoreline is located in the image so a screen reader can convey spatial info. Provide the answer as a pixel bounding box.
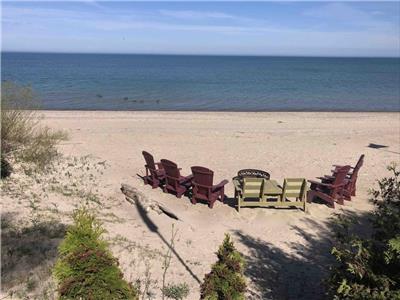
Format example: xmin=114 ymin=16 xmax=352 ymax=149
xmin=38 ymin=110 xmax=400 ymax=114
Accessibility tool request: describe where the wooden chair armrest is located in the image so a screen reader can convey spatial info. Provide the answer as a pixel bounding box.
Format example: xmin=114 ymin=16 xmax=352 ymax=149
xmin=308 ymin=180 xmax=333 ymax=188
xmin=179 ymin=174 xmax=193 ymax=183
xmin=232 ymin=180 xmax=243 ymax=193
xmin=317 ymin=175 xmax=334 ymax=181
xmin=309 ymin=179 xmax=346 ymax=189
xmin=212 ymin=179 xmax=229 ymax=192
xmin=332 ymin=164 xmax=354 ymax=169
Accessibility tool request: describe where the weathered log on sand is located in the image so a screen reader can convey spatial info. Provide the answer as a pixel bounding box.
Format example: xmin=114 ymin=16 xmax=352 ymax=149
xmin=120 ymin=183 xmax=180 ymax=220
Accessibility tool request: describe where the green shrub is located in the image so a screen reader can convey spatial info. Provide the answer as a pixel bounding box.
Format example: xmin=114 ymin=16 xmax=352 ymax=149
xmin=1 ymin=81 xmax=38 ymax=154
xmin=200 ymin=234 xmax=246 ymax=300
xmin=162 ymin=283 xmax=190 ymax=300
xmin=328 ymin=164 xmax=400 ymax=299
xmin=1 ymin=155 xmax=12 ymax=178
xmin=53 ymin=208 xmax=138 ymax=300
xmin=18 ymin=127 xmax=67 ymax=169
xmin=1 ymin=81 xmax=67 ymax=172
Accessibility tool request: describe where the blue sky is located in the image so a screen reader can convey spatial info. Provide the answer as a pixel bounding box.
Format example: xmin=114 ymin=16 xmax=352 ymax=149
xmin=2 ymin=1 xmax=400 ymax=57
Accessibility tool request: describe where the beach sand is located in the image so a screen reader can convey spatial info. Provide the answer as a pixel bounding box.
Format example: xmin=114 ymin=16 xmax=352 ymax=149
xmin=3 ymin=111 xmax=399 ymax=299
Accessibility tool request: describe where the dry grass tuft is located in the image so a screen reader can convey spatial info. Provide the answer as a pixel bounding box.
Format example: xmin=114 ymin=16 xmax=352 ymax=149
xmin=1 ymin=81 xmax=68 ymax=174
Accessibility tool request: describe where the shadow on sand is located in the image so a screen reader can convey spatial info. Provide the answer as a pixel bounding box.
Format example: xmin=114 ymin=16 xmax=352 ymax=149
xmin=233 ymin=209 xmax=372 ymax=300
xmin=1 ymin=212 xmax=67 ymax=291
xmin=134 ymin=199 xmax=201 ymax=284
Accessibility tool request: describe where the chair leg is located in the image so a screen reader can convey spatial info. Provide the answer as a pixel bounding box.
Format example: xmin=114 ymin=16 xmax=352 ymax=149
xmin=209 ymin=200 xmax=215 ymax=209
xmin=307 ymin=191 xmax=314 ymax=203
xmin=219 ymin=188 xmax=225 ymax=201
xmin=191 ymin=198 xmax=197 ymax=205
xmin=329 ymin=199 xmax=335 ymax=209
xmin=151 ymin=179 xmax=159 ymax=189
xmin=337 ymin=190 xmax=345 ymax=205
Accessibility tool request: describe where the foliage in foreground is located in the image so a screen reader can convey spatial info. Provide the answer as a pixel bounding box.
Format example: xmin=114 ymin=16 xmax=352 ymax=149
xmin=53 ymin=208 xmax=138 ymax=300
xmin=200 ymin=234 xmax=246 ymax=300
xmin=162 ymin=283 xmax=190 ymax=300
xmin=329 ymin=164 xmax=400 ymax=299
xmin=1 ymin=155 xmax=12 ymax=178
xmin=1 ymin=81 xmax=67 ymax=174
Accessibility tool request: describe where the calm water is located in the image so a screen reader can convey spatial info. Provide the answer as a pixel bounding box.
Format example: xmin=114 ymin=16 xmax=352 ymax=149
xmin=2 ymin=52 xmax=399 ymax=111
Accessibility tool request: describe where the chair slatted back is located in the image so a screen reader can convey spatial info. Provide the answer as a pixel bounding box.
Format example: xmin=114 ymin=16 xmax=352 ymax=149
xmin=350 ymin=154 xmax=365 ymax=180
xmin=161 ymin=159 xmax=181 ymax=190
xmin=282 ymin=178 xmax=307 ymax=199
xmin=330 ymin=165 xmax=351 ymax=198
xmin=143 ymin=151 xmax=156 ymax=170
xmin=243 ymin=178 xmax=264 ymax=198
xmin=142 ymin=151 xmax=158 ymax=179
xmin=333 ymin=165 xmax=351 ymax=186
xmin=191 ymin=166 xmax=213 ymax=198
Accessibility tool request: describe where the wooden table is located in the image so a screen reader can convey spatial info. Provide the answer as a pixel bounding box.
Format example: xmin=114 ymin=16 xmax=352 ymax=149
xmin=263 ymin=180 xmax=282 ymax=200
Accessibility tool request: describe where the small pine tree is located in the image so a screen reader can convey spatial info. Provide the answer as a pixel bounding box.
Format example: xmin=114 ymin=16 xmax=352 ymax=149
xmin=53 ymin=208 xmax=138 ymax=300
xmin=200 ymin=234 xmax=246 ymax=300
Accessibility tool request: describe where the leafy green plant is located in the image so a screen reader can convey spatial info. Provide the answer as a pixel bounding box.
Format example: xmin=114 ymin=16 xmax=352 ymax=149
xmin=1 ymin=81 xmax=67 ymax=173
xmin=53 ymin=208 xmax=138 ymax=300
xmin=328 ymin=164 xmax=400 ymax=299
xmin=200 ymin=234 xmax=246 ymax=300
xmin=161 ymin=283 xmax=189 ymax=300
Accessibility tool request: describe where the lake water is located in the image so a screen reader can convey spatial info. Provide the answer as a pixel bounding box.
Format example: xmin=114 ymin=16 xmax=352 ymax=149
xmin=2 ymin=52 xmax=399 ymax=111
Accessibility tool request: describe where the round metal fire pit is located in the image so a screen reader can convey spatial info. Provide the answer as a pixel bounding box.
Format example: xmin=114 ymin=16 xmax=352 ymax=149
xmin=233 ymin=169 xmax=270 ymax=181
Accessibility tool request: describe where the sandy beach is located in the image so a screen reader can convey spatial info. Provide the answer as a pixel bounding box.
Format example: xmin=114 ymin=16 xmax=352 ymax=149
xmin=3 ymin=111 xmax=399 ymax=299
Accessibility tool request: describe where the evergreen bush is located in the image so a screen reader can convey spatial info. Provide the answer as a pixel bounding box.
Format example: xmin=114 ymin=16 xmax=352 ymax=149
xmin=53 ymin=208 xmax=138 ymax=300
xmin=200 ymin=234 xmax=246 ymax=300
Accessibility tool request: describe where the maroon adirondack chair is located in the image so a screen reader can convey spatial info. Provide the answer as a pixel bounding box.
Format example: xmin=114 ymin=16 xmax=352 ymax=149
xmin=307 ymin=165 xmax=351 ymax=208
xmin=142 ymin=151 xmax=165 ymax=188
xmin=161 ymin=159 xmax=193 ymax=198
xmin=190 ymin=166 xmax=229 ymax=209
xmin=319 ymin=155 xmax=365 ymax=200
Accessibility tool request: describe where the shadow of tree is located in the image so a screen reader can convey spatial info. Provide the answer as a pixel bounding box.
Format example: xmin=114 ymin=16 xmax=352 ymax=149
xmin=134 ymin=199 xmax=201 ymax=284
xmin=233 ymin=209 xmax=372 ymax=300
xmin=1 ymin=212 xmax=67 ymax=293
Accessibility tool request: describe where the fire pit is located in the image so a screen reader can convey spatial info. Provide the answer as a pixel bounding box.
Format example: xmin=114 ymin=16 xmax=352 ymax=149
xmin=233 ymin=169 xmax=270 ymax=181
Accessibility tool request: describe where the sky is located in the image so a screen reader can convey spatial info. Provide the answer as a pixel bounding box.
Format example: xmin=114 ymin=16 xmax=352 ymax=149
xmin=2 ymin=1 xmax=400 ymax=57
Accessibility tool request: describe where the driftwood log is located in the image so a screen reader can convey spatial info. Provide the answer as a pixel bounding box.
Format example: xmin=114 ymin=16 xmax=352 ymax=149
xmin=120 ymin=183 xmax=180 ymax=220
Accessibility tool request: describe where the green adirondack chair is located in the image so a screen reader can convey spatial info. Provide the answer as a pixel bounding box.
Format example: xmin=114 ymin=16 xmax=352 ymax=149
xmin=233 ymin=177 xmax=307 ymax=212
xmin=278 ymin=178 xmax=307 ymax=211
xmin=234 ymin=177 xmax=265 ymax=213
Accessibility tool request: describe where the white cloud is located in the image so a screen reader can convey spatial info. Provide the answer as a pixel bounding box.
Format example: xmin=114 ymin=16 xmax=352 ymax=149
xmin=159 ymin=10 xmax=236 ymax=20
xmin=2 ymin=2 xmax=399 ymax=56
xmin=303 ymin=3 xmax=395 ymax=32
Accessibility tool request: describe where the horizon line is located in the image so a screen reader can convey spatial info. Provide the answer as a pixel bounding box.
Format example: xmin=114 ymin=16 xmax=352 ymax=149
xmin=2 ymin=50 xmax=399 ymax=59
